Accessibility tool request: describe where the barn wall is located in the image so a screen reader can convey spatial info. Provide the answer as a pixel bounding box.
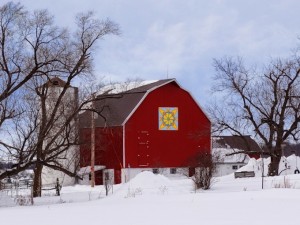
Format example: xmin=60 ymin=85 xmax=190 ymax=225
xmin=125 ymin=82 xmax=211 ymax=169
xmin=80 ymin=126 xmax=123 ymax=184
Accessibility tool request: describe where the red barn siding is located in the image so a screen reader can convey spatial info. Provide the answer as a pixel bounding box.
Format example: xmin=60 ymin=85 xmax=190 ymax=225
xmin=124 ymin=82 xmax=211 ymax=168
xmin=79 ymin=80 xmax=211 ymax=184
xmin=80 ymin=126 xmax=123 ymax=184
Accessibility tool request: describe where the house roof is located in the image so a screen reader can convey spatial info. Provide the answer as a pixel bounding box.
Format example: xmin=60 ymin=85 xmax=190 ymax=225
xmin=280 ymin=143 xmax=300 ymax=157
xmin=79 ymin=79 xmax=176 ymax=128
xmin=213 ymin=135 xmax=261 ymax=153
xmin=212 ymin=135 xmax=261 ymax=163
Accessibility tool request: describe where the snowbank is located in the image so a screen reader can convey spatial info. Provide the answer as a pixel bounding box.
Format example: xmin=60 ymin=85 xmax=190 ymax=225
xmin=235 ymin=155 xmax=300 ymax=177
xmin=115 ymin=171 xmax=193 ymax=196
xmin=129 ymin=171 xmax=172 ymax=189
xmin=0 ymin=192 xmax=15 ymax=207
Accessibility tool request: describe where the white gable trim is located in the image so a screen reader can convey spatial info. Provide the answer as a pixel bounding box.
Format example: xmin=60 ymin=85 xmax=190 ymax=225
xmin=180 ymin=86 xmax=211 ymax=123
xmin=170 ymin=79 xmax=211 ymax=122
xmin=122 ymin=78 xmax=211 ymax=126
xmin=121 ymin=79 xmax=176 ymax=125
xmin=123 ymin=124 xmax=126 ymax=168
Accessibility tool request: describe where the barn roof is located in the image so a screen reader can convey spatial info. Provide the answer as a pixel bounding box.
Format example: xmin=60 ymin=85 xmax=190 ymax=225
xmin=79 ymin=79 xmax=176 ymax=128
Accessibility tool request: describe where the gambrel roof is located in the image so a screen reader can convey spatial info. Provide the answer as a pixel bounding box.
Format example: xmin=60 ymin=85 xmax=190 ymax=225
xmin=79 ymin=79 xmax=177 ymax=128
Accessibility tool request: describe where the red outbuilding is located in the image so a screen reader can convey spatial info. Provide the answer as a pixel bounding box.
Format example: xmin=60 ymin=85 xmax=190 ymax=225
xmin=79 ymin=79 xmax=211 ymax=184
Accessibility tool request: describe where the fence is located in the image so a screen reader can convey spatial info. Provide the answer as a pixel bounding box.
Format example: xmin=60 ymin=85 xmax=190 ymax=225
xmin=0 ymin=179 xmax=32 ymax=190
xmin=234 ymin=171 xmax=255 ymax=178
xmin=0 ymin=178 xmax=62 ymax=197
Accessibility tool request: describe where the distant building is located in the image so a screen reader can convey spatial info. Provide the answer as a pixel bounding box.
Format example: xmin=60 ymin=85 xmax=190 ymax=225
xmin=282 ymin=143 xmax=300 ymax=157
xmin=41 ymin=77 xmax=79 ymax=186
xmin=212 ymin=135 xmax=261 ymax=177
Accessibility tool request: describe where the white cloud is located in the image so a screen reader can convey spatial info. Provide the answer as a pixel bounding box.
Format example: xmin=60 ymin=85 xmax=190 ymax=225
xmin=130 ymin=22 xmax=187 ymax=74
xmin=2 ymin=0 xmax=300 ymax=106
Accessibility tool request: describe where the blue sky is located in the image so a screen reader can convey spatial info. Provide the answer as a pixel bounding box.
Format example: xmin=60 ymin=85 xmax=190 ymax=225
xmin=4 ymin=0 xmax=300 ymax=106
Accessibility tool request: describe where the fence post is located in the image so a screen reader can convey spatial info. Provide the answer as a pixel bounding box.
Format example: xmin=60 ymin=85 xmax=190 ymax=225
xmin=30 ymin=185 xmax=34 ymax=205
xmin=56 ymin=178 xmax=61 ymax=196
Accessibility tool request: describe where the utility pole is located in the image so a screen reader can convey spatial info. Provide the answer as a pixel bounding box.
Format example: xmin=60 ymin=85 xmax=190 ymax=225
xmin=90 ymin=94 xmax=95 ymax=187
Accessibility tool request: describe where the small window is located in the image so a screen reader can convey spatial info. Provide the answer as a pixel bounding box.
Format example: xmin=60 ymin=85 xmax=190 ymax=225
xmin=152 ymin=168 xmax=159 ymax=174
xmin=53 ymin=80 xmax=59 ymax=85
xmin=239 ymin=165 xmax=244 ymax=168
xmin=170 ymin=168 xmax=177 ymax=174
xmin=89 ymin=173 xmax=91 ymax=180
xmin=232 ymin=165 xmax=238 ymax=170
xmin=104 ymin=172 xmax=110 ymax=181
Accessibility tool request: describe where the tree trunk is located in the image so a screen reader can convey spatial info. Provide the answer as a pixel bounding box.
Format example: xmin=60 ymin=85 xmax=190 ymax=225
xmin=268 ymin=155 xmax=281 ymax=176
xmin=32 ymin=163 xmax=43 ymax=197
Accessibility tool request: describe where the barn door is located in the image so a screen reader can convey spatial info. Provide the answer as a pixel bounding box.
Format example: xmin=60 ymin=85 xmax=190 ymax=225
xmin=95 ymin=170 xmax=103 ymax=185
xmin=137 ymin=131 xmax=150 ymax=167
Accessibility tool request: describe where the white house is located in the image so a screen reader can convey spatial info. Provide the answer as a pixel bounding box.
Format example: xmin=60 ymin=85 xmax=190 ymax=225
xmin=212 ymin=135 xmax=261 ymax=177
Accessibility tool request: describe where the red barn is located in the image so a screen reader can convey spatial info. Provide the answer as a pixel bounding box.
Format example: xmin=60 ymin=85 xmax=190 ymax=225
xmin=79 ymin=79 xmax=211 ymax=184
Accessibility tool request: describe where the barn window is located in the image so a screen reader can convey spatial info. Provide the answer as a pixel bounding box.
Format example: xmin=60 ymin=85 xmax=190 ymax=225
xmin=232 ymin=165 xmax=238 ymax=170
xmin=170 ymin=168 xmax=177 ymax=174
xmin=153 ymin=168 xmax=159 ymax=174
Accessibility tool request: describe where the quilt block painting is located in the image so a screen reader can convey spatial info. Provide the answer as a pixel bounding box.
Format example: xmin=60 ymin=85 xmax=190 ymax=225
xmin=158 ymin=107 xmax=178 ymax=130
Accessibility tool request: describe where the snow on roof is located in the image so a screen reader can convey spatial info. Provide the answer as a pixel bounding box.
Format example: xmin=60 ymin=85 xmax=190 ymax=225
xmin=78 ymin=165 xmax=106 ymax=175
xmin=79 ymin=80 xmax=158 ymax=115
xmin=213 ymin=147 xmax=250 ymax=163
xmin=212 ymin=136 xmax=261 ymax=163
xmin=97 ymin=80 xmax=158 ymax=95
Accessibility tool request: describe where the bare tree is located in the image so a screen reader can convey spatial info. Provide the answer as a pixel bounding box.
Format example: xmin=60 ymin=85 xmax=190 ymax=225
xmin=186 ymin=151 xmax=217 ymax=190
xmin=0 ymin=2 xmax=119 ymax=197
xmin=210 ymin=55 xmax=300 ymax=176
xmin=104 ymin=170 xmax=113 ymax=196
xmin=0 ymin=3 xmax=48 ymax=133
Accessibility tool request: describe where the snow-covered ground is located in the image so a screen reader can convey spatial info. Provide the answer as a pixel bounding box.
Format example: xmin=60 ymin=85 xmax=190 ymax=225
xmin=1 ymin=161 xmax=300 ymax=225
